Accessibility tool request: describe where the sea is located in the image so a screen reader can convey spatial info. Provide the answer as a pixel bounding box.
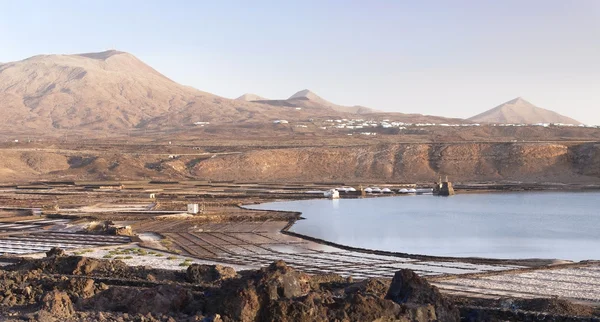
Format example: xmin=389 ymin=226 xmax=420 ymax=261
xmin=249 ymin=191 xmax=600 ymax=261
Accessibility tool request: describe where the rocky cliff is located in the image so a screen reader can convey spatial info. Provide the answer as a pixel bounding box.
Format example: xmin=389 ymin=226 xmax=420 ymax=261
xmin=1 ymin=143 xmax=599 ymax=183
xmin=192 ymin=143 xmax=600 ymax=183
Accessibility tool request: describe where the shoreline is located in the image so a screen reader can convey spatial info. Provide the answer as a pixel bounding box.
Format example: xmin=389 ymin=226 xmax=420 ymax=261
xmin=244 ymin=187 xmax=600 ymax=267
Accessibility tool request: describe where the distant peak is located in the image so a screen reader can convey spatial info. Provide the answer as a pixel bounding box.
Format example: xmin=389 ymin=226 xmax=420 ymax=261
xmin=469 ymin=97 xmax=580 ymax=124
xmin=505 ymin=97 xmax=533 ymax=106
xmin=289 ymin=89 xmax=319 ymax=100
xmin=76 ymin=50 xmax=126 ymax=60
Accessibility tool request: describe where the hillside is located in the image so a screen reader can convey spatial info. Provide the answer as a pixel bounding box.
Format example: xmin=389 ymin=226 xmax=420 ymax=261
xmin=0 ymin=51 xmax=349 ymax=132
xmin=469 ymin=98 xmax=580 ymax=124
xmin=0 ymin=50 xmax=214 ymax=131
xmin=1 ymin=50 xmax=455 ymax=134
xmin=1 ymin=142 xmax=598 ymax=183
xmin=250 ymin=89 xmax=378 ymax=114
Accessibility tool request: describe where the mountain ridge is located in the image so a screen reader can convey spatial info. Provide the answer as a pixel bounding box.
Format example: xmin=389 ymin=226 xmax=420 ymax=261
xmin=237 ymin=89 xmax=379 ymax=114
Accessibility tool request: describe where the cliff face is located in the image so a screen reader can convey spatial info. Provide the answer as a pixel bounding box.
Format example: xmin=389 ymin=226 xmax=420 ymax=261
xmin=192 ymin=143 xmax=600 ymax=183
xmin=0 ymin=143 xmax=598 ymax=183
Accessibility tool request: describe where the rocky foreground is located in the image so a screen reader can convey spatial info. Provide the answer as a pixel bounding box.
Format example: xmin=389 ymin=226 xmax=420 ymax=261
xmin=0 ymin=249 xmax=597 ymax=322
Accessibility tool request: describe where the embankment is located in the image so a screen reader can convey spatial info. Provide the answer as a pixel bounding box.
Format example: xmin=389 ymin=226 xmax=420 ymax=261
xmin=193 ymin=142 xmax=600 ymax=183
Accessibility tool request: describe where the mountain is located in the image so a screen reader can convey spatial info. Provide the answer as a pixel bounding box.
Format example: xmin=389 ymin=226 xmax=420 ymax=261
xmin=0 ymin=50 xmax=459 ymax=134
xmin=247 ymin=89 xmax=378 ymax=114
xmin=236 ymin=93 xmax=267 ymax=101
xmin=0 ymin=50 xmax=306 ymax=131
xmin=469 ymin=97 xmax=580 ymax=124
xmin=287 ymin=89 xmax=378 ymax=114
xmin=0 ymin=50 xmax=217 ymax=131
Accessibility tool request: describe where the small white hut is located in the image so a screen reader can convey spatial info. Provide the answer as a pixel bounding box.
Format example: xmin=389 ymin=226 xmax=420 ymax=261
xmin=324 ymin=189 xmax=340 ymax=199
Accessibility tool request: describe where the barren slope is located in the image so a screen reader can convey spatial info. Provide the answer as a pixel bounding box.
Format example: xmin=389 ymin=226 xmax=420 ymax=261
xmin=0 ymin=51 xmax=342 ymax=132
xmin=469 ymin=98 xmax=580 ymax=124
xmin=3 ymin=142 xmax=597 ymax=183
xmin=192 ymin=143 xmax=600 ymax=183
xmin=0 ymin=50 xmax=213 ymax=130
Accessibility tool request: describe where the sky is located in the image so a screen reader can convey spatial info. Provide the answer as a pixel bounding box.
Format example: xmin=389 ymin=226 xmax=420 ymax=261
xmin=1 ymin=0 xmax=599 ymax=124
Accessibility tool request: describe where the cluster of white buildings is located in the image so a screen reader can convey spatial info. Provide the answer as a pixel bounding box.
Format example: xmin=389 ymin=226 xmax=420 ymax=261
xmin=322 ymin=118 xmax=375 ymax=130
xmin=415 ymin=123 xmax=481 ymax=127
xmin=319 ymin=118 xmax=484 ymax=130
xmin=270 ymin=118 xmax=600 ymax=131
xmin=321 ymin=118 xmax=410 ymax=130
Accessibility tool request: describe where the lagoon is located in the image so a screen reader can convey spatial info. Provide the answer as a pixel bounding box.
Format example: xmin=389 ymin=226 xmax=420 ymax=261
xmin=249 ymin=192 xmax=600 ymax=261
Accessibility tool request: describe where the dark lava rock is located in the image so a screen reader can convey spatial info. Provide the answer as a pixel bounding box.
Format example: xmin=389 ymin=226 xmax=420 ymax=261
xmin=85 ymin=285 xmax=193 ymax=315
xmin=513 ymin=298 xmax=596 ymax=317
xmin=346 ymin=278 xmax=392 ymax=298
xmin=46 ymin=247 xmax=66 ymax=258
xmin=0 ymin=257 xmax=465 ymax=322
xmin=210 ymin=261 xmax=452 ymax=322
xmin=210 ymin=260 xmax=311 ymax=321
xmin=186 ymin=264 xmax=237 ymax=284
xmin=259 ymin=260 xmax=311 ymax=300
xmin=385 ymin=269 xmax=460 ymax=322
xmin=9 ymin=255 xmax=129 ymax=276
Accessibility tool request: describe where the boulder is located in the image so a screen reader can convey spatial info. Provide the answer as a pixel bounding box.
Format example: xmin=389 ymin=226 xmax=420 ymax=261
xmin=211 ymin=261 xmax=311 ymax=321
xmin=385 ymin=269 xmax=459 ymax=322
xmin=186 ymin=264 xmax=237 ymax=284
xmin=258 ymin=260 xmax=311 ymax=300
xmin=46 ymin=247 xmax=66 ymax=258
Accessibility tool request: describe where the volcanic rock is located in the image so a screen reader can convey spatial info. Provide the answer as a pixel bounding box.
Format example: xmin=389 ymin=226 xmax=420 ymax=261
xmin=386 ymin=269 xmax=459 ymax=321
xmin=186 ymin=264 xmax=237 ymax=284
xmin=46 ymin=247 xmax=66 ymax=257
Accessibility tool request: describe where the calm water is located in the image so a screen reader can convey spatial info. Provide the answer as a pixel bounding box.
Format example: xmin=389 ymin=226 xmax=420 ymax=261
xmin=249 ymin=192 xmax=600 ymax=261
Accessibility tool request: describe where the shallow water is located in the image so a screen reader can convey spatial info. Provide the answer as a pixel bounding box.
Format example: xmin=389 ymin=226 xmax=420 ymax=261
xmin=249 ymin=191 xmax=600 ymax=261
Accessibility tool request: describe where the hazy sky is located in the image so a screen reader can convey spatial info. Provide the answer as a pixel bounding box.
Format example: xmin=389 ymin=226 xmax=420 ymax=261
xmin=1 ymin=0 xmax=599 ymax=124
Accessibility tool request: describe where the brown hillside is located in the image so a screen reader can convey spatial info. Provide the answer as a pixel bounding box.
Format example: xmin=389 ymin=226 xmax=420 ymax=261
xmin=1 ymin=141 xmax=599 ymax=183
xmin=0 ymin=51 xmax=359 ymax=132
xmin=0 ymin=50 xmax=216 ymax=130
xmin=192 ymin=143 xmax=600 ymax=183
